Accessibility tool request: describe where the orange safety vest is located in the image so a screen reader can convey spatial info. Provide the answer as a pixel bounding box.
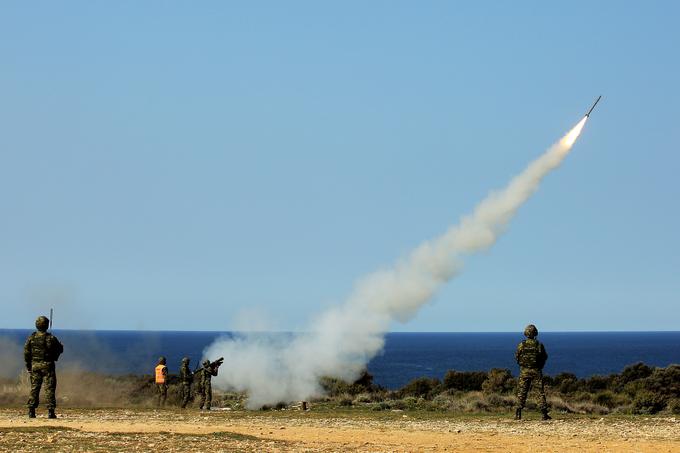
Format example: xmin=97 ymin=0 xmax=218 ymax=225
xmin=155 ymin=364 xmax=167 ymax=384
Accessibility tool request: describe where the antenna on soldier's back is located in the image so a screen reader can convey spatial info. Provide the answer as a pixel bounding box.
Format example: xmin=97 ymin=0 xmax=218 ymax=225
xmin=49 ymin=308 xmax=53 ymax=330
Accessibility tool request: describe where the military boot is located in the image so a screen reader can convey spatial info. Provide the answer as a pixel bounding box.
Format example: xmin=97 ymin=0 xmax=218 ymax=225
xmin=28 ymin=408 xmax=36 ymax=418
xmin=48 ymin=409 xmax=57 ymax=419
xmin=541 ymin=409 xmax=551 ymax=421
xmin=514 ymin=407 xmax=522 ymax=420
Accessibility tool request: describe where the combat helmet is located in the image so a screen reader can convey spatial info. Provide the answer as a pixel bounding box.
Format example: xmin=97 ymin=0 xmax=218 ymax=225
xmin=158 ymin=356 xmax=167 ymax=365
xmin=202 ymin=359 xmax=211 ymax=367
xmin=182 ymin=357 xmax=190 ymax=364
xmin=523 ymin=324 xmax=538 ymax=339
xmin=35 ymin=316 xmax=50 ymax=332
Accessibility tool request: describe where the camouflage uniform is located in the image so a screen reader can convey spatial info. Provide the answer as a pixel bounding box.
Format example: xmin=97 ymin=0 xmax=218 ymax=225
xmin=179 ymin=358 xmax=193 ymax=408
xmin=515 ymin=324 xmax=550 ymax=420
xmin=24 ymin=316 xmax=63 ymax=418
xmin=198 ymin=360 xmax=218 ymax=410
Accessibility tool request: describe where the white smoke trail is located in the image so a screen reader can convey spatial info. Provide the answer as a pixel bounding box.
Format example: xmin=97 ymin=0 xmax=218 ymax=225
xmin=205 ymin=117 xmax=588 ymax=408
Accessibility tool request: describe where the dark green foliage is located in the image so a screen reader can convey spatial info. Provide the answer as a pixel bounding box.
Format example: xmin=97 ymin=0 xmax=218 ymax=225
xmin=398 ymin=377 xmax=441 ymax=399
xmin=442 ymin=370 xmax=487 ymax=392
xmin=640 ymin=365 xmax=680 ymax=398
xmin=632 ymin=390 xmax=667 ymax=414
xmin=319 ymin=370 xmax=382 ymax=397
xmin=583 ymin=375 xmax=611 ymax=393
xmin=591 ymin=391 xmax=629 ymax=409
xmin=317 ymin=363 xmax=680 ymax=415
xmin=481 ymin=368 xmax=515 ymax=394
xmin=338 ymin=397 xmax=353 ymax=407
xmin=551 ymin=372 xmax=580 ymax=394
xmin=319 ymin=376 xmax=351 ymax=397
xmin=667 ymin=399 xmax=680 ymax=415
xmin=620 ymin=362 xmax=654 ymax=385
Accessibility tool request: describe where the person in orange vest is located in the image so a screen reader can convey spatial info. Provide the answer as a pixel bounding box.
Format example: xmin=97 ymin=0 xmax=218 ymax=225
xmin=155 ymin=356 xmax=168 ymax=407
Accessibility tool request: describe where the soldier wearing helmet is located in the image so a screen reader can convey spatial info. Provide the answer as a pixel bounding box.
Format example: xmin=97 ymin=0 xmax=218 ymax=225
xmin=178 ymin=357 xmax=193 ymax=408
xmin=155 ymin=356 xmax=168 ymax=407
xmin=514 ymin=324 xmax=550 ymax=420
xmin=197 ymin=359 xmax=220 ymax=410
xmin=24 ymin=315 xmax=64 ymax=418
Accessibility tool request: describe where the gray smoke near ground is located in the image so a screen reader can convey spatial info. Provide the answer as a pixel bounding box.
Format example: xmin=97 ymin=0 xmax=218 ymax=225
xmin=205 ymin=118 xmax=588 ymax=409
xmin=0 ymin=337 xmax=24 ymax=379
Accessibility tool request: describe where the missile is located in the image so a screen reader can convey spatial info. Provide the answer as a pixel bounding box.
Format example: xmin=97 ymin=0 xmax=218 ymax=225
xmin=585 ymin=96 xmax=601 ymax=117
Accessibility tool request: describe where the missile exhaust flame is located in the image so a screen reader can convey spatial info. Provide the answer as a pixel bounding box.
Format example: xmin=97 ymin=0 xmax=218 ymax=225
xmin=561 ymin=116 xmax=588 ymax=148
xmin=205 ymin=110 xmax=593 ymax=409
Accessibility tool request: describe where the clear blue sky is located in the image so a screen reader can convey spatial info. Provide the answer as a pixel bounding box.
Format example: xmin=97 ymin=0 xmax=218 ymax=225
xmin=1 ymin=2 xmax=678 ymax=331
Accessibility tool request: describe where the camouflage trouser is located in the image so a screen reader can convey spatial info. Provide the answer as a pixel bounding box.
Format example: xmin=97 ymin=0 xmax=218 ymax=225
xmin=156 ymin=383 xmax=168 ymax=407
xmin=516 ymin=368 xmax=548 ymax=411
xmin=27 ymin=362 xmax=57 ymax=410
xmin=198 ymin=381 xmax=212 ymax=409
xmin=180 ymin=382 xmax=192 ymax=408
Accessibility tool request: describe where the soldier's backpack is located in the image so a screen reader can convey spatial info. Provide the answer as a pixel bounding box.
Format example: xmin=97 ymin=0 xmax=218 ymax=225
xmin=518 ymin=339 xmax=544 ymax=368
xmin=29 ymin=332 xmax=63 ymax=362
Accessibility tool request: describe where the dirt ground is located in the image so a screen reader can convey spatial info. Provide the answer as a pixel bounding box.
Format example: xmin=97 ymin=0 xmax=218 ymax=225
xmin=0 ymin=407 xmax=678 ymax=452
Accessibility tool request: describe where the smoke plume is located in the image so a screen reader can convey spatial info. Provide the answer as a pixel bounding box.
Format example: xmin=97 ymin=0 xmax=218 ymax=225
xmin=205 ymin=117 xmax=588 ymax=408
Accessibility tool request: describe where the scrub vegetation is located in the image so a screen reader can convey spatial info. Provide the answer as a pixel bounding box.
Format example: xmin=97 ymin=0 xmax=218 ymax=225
xmin=1 ymin=362 xmax=678 ymax=416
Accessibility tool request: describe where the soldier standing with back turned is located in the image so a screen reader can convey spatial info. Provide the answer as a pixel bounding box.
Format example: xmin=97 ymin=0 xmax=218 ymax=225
xmin=514 ymin=324 xmax=551 ymax=420
xmin=24 ymin=315 xmax=64 ymax=419
xmin=155 ymin=356 xmax=168 ymax=407
xmin=179 ymin=357 xmax=193 ymax=408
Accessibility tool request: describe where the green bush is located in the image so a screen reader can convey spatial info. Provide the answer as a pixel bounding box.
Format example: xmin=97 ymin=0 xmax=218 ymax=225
xmin=338 ymin=397 xmax=353 ymax=407
xmin=443 ymin=370 xmax=487 ymax=392
xmin=552 ymin=372 xmax=580 ymax=394
xmin=481 ymin=368 xmax=515 ymax=394
xmin=640 ymin=365 xmax=680 ymax=398
xmin=583 ymin=375 xmax=612 ymax=393
xmin=666 ymin=398 xmax=680 ymax=415
xmin=319 ymin=376 xmax=350 ymax=397
xmin=632 ymin=390 xmax=666 ymax=414
xmin=592 ymin=391 xmax=617 ymax=409
xmin=371 ymin=401 xmax=390 ymax=411
xmin=399 ymin=377 xmax=440 ymax=399
xmin=620 ymin=363 xmax=654 ymax=385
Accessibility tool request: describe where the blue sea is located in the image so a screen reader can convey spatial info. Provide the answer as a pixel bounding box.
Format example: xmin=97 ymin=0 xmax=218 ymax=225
xmin=2 ymin=330 xmax=679 ymax=389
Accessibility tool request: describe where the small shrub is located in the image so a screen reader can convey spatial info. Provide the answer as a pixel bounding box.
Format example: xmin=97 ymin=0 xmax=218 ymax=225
xmin=632 ymin=390 xmax=666 ymax=414
xmin=403 ymin=396 xmax=420 ymax=409
xmin=371 ymin=401 xmax=389 ymax=411
xmin=353 ymin=393 xmax=374 ymax=404
xmin=482 ymin=368 xmax=515 ymax=394
xmin=552 ymin=372 xmax=579 ymax=394
xmin=338 ymin=397 xmax=353 ymax=407
xmin=398 ymin=377 xmax=440 ymax=399
xmin=484 ymin=393 xmax=515 ymax=409
xmin=666 ymin=398 xmax=680 ymax=415
xmin=583 ymin=375 xmax=612 ymax=393
xmin=319 ymin=376 xmax=350 ymax=397
xmin=620 ymin=363 xmax=654 ymax=385
xmin=443 ymin=370 xmax=487 ymax=392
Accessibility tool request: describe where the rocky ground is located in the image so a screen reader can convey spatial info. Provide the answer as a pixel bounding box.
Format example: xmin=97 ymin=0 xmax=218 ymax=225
xmin=0 ymin=407 xmax=678 ymax=452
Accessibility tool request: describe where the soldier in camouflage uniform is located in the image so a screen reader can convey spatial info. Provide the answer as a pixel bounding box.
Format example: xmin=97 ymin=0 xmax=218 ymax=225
xmin=179 ymin=357 xmax=193 ymax=408
xmin=514 ymin=324 xmax=551 ymax=420
xmin=24 ymin=315 xmax=64 ymax=419
xmin=197 ymin=359 xmax=218 ymax=410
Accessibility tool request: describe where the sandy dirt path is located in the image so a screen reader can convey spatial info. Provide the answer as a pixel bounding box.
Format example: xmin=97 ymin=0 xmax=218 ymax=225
xmin=1 ymin=409 xmax=679 ymax=452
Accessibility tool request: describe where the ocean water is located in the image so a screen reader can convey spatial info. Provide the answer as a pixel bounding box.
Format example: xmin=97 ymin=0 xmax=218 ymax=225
xmin=2 ymin=330 xmax=679 ymax=389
